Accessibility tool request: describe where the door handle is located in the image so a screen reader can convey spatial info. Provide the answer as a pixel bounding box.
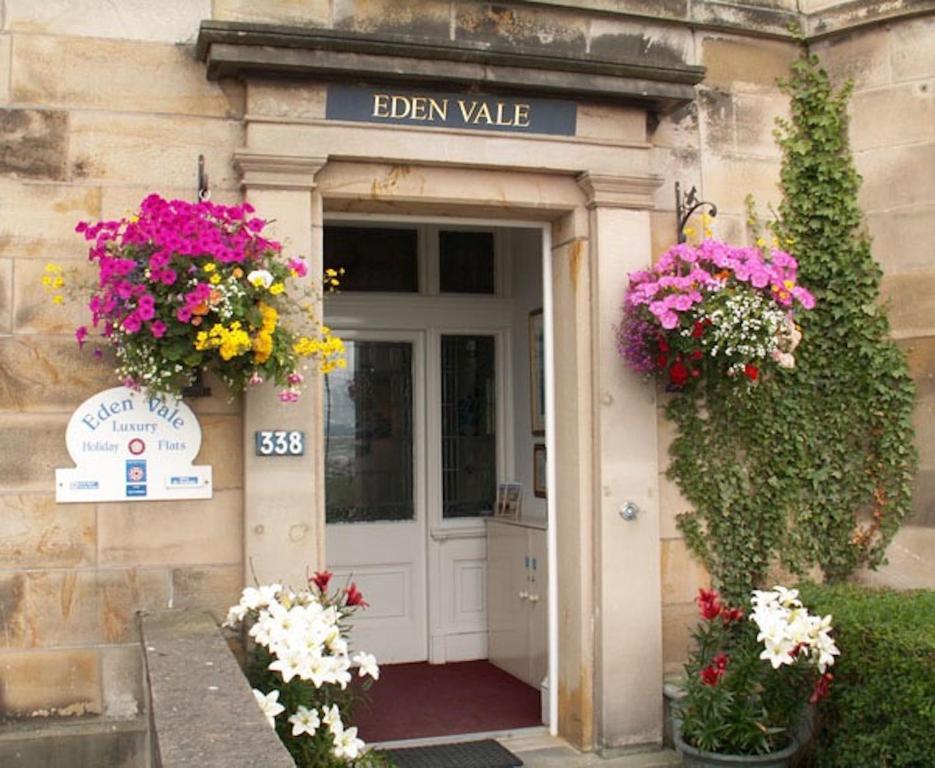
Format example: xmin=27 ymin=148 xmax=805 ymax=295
xmin=519 ymin=591 xmax=529 ymax=600
xmin=528 ymin=594 xmax=540 ymax=603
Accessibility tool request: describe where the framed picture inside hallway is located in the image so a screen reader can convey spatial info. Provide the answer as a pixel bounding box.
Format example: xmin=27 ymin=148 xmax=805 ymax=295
xmin=529 ymin=308 xmax=545 ymax=436
xmin=496 ymin=483 xmax=522 ymax=519
xmin=533 ymin=444 xmax=546 ymax=499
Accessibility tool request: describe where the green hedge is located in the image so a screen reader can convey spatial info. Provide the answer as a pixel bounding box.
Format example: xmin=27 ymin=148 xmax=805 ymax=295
xmin=797 ymin=583 xmax=935 ymax=767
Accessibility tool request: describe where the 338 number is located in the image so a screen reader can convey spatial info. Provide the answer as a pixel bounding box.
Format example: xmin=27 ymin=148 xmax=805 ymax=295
xmin=255 ymin=431 xmax=305 ymax=456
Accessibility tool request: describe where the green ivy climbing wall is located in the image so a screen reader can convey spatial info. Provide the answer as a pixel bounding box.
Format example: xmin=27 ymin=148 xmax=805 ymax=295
xmin=669 ymin=52 xmax=918 ymax=602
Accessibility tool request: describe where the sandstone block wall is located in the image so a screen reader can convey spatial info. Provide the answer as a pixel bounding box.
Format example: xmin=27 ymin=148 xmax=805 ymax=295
xmin=651 ymin=30 xmax=800 ymax=674
xmin=0 ymin=6 xmax=245 ymax=718
xmin=651 ymin=12 xmax=935 ymax=672
xmin=0 ymin=0 xmax=930 ymax=718
xmin=814 ymin=15 xmax=935 ymax=588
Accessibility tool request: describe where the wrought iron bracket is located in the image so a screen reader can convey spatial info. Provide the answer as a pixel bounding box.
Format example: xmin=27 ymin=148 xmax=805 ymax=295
xmin=675 ymin=181 xmax=717 ymax=243
xmin=184 ymin=155 xmax=213 ymax=399
xmin=197 ymin=154 xmax=211 ymax=202
xmin=182 ymin=369 xmax=212 ymax=399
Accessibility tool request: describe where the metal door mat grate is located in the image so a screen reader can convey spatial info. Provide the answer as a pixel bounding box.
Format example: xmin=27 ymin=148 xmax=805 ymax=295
xmin=382 ymin=738 xmax=524 ymax=768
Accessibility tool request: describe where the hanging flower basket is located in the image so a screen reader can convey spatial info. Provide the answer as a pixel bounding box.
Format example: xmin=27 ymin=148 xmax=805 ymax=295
xmin=617 ymin=240 xmax=815 ymax=390
xmin=67 ymin=194 xmax=344 ymax=402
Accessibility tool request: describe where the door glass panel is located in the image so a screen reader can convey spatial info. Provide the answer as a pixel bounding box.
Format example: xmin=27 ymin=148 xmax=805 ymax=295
xmin=326 ymin=340 xmax=414 ymax=523
xmin=441 ymin=335 xmax=496 ymax=518
xmin=439 ymin=230 xmax=495 ymax=294
xmin=324 ymin=226 xmax=419 ymax=292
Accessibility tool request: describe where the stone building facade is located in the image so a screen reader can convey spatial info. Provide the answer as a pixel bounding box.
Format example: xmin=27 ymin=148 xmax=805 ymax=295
xmin=0 ymin=0 xmax=932 ymax=753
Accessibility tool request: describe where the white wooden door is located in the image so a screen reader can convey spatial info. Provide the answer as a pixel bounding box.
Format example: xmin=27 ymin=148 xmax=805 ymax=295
xmin=325 ymin=331 xmax=428 ymax=663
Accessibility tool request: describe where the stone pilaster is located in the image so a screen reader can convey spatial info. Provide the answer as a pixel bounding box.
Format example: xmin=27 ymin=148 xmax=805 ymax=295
xmin=577 ymin=171 xmax=665 ymax=747
xmin=234 ymin=150 xmax=328 ymax=587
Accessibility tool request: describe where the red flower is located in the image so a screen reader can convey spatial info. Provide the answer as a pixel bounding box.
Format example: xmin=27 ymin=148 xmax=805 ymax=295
xmin=700 ymin=654 xmax=729 ymax=686
xmin=669 ymin=360 xmax=689 ymax=388
xmin=743 ymin=363 xmax=759 ymax=381
xmin=697 ymin=588 xmax=722 ymax=620
xmin=656 ymin=353 xmax=669 ymax=370
xmin=721 ymin=606 xmax=744 ymax=625
xmin=700 ymin=666 xmax=721 ymax=686
xmin=310 ymin=570 xmax=332 ymax=593
xmin=691 ymin=321 xmax=705 ymax=339
xmin=658 ymin=339 xmax=670 ymax=353
xmin=345 ymin=582 xmax=369 ymax=608
xmin=691 ymin=349 xmax=703 ymax=361
xmin=810 ymin=672 xmax=834 ymax=704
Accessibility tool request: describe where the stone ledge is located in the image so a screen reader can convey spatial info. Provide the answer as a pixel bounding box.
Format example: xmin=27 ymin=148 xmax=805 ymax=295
xmin=196 ymin=22 xmax=704 ymax=114
xmin=0 ymin=716 xmax=147 ymax=768
xmin=139 ymin=609 xmax=293 ymax=768
xmin=807 ymin=0 xmax=935 ymax=40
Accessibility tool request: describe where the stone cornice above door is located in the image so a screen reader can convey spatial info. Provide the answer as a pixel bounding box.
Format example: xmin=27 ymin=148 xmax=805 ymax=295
xmin=195 ymin=22 xmax=704 ymax=115
xmin=233 ymin=150 xmax=327 ymax=190
xmin=576 ymin=172 xmax=663 ymax=211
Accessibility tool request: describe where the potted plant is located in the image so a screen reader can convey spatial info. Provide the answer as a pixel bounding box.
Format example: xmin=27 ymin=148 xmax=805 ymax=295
xmin=618 ymin=240 xmax=814 ymax=390
xmin=57 ymin=194 xmax=344 ymax=401
xmin=673 ymin=587 xmax=838 ymax=767
xmin=226 ymin=572 xmax=386 ymax=767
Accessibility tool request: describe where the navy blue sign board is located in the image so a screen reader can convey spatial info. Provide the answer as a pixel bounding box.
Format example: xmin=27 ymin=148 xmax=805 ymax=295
xmin=326 ymin=85 xmax=577 ymax=136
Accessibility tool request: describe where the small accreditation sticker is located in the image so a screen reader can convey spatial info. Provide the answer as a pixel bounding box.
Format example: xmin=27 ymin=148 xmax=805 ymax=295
xmin=255 ymin=431 xmax=305 ymax=456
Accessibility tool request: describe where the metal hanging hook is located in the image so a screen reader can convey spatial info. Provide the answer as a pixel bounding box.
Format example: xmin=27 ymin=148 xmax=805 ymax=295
xmin=197 ymin=154 xmax=211 ymax=202
xmin=675 ymin=181 xmax=717 ymax=243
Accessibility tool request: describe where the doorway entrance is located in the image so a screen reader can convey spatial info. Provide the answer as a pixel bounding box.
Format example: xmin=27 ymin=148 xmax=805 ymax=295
xmin=323 ymin=218 xmax=550 ymax=740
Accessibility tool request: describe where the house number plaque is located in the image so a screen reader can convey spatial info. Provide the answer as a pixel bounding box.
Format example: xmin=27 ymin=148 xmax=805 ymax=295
xmin=255 ymin=430 xmax=305 ymax=456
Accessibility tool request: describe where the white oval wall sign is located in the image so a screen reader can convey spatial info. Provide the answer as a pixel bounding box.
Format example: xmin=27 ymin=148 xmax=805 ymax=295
xmin=55 ymin=386 xmax=212 ymax=502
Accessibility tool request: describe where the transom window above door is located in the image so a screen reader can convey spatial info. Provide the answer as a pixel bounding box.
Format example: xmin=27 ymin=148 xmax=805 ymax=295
xmin=324 ymin=224 xmax=502 ymax=296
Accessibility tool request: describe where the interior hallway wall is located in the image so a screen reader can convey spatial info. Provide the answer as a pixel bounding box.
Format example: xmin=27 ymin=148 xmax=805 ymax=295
xmin=511 ymin=230 xmax=547 ymax=522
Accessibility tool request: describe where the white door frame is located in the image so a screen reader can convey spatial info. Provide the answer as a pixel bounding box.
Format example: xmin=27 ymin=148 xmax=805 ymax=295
xmin=324 ymin=213 xmax=558 ymax=736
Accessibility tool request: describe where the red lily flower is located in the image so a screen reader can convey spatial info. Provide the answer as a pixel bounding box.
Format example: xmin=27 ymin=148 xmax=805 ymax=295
xmin=345 ymin=582 xmax=369 ymax=608
xmin=310 ymin=570 xmax=332 ymax=593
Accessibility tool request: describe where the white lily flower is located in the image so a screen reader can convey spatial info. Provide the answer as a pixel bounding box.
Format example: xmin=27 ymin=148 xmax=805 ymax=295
xmin=268 ymin=648 xmax=305 ymax=684
xmin=332 ymin=726 xmax=366 ymax=760
xmin=288 ymin=705 xmax=321 ymax=737
xmin=252 ymin=688 xmax=285 ymax=728
xmin=223 ymin=603 xmax=247 ymax=628
xmin=322 ymin=703 xmax=342 ymax=734
xmin=353 ymin=651 xmax=380 ymax=681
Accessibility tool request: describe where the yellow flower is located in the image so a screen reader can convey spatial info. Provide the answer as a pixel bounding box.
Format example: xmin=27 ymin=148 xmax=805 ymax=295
xmin=253 ymin=330 xmax=273 ymax=363
xmin=193 ymin=323 xmax=251 ymax=361
xmin=52 ymin=295 xmax=64 ymax=305
xmin=209 ymin=274 xmax=221 ymax=285
xmin=219 ymin=328 xmax=251 ymax=361
xmin=783 ymin=279 xmax=795 ymax=290
xmin=44 ymin=263 xmax=62 ymax=274
xmin=756 ymin=237 xmax=767 ymax=248
xmin=269 ymin=283 xmax=285 ymax=296
xmin=203 ymin=263 xmax=216 ymax=273
xmin=258 ymin=302 xmax=278 ymax=333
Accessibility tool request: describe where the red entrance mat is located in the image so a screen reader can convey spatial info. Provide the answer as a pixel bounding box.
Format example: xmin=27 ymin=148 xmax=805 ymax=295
xmin=353 ymin=660 xmax=541 ymax=743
